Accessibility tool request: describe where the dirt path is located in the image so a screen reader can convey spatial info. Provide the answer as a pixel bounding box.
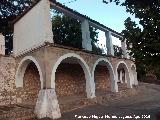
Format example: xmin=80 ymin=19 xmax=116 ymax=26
xmin=57 ymin=83 xmax=160 ymax=120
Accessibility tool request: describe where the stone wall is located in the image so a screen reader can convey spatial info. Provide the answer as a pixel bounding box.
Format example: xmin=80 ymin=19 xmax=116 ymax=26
xmin=0 ymin=55 xmax=114 ymax=107
xmin=0 ymin=56 xmax=16 ymax=106
xmin=16 ymin=62 xmax=41 ymax=105
xmin=0 ymin=45 xmax=136 ymax=107
xmin=55 ymin=63 xmax=111 ymax=97
xmin=55 ymin=63 xmax=86 ymax=97
xmin=94 ymin=65 xmax=110 ymax=91
xmin=0 ymin=56 xmax=40 ymax=106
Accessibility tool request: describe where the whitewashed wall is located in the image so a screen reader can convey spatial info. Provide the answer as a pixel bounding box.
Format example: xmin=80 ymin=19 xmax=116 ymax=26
xmin=0 ymin=34 xmax=5 ymax=55
xmin=13 ymin=0 xmax=53 ymax=56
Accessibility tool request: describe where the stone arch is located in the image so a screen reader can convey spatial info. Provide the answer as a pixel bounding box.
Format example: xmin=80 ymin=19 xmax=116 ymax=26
xmin=92 ymin=58 xmax=118 ymax=92
xmin=15 ymin=56 xmax=43 ymax=89
xmin=131 ymin=64 xmax=138 ymax=85
xmin=51 ymin=53 xmax=95 ymax=98
xmin=131 ymin=63 xmax=136 ymax=70
xmin=116 ymin=61 xmax=132 ymax=88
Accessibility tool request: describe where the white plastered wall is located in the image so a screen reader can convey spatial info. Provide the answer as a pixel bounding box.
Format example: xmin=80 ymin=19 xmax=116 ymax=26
xmin=13 ymin=0 xmax=53 ymax=56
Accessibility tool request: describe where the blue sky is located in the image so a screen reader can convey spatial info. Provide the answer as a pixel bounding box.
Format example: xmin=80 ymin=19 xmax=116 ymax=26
xmin=57 ymin=0 xmax=137 ymax=47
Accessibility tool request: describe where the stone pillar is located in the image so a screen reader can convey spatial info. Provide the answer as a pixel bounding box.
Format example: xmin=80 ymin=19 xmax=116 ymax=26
xmin=81 ymin=19 xmax=92 ymax=51
xmin=35 ymin=89 xmax=61 ymax=119
xmin=121 ymin=40 xmax=127 ymax=58
xmin=105 ymin=31 xmax=114 ymax=56
xmin=124 ymin=71 xmax=127 ymax=83
xmin=0 ymin=33 xmax=5 ymax=55
xmin=86 ymin=77 xmax=96 ymax=98
xmin=120 ymin=70 xmax=123 ymax=83
xmin=111 ymin=80 xmax=118 ymax=92
xmin=127 ymin=79 xmax=133 ymax=88
xmin=134 ymin=72 xmax=138 ymax=85
xmin=127 ymin=73 xmax=132 ymax=88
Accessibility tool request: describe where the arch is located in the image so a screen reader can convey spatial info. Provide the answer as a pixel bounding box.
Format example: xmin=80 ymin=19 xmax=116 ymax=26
xmin=131 ymin=64 xmax=138 ymax=85
xmin=15 ymin=56 xmax=43 ymax=89
xmin=116 ymin=61 xmax=132 ymax=88
xmin=131 ymin=63 xmax=136 ymax=70
xmin=92 ymin=58 xmax=118 ymax=92
xmin=51 ymin=53 xmax=94 ymax=98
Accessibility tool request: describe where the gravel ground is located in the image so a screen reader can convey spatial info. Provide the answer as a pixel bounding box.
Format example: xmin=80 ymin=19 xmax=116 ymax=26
xmin=56 ymin=83 xmax=160 ymax=120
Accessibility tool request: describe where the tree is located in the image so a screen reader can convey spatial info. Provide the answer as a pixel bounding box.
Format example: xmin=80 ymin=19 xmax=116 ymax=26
xmin=103 ymin=0 xmax=160 ymax=78
xmin=0 ymin=0 xmax=33 ymax=54
xmin=113 ymin=45 xmax=122 ymax=57
xmin=52 ymin=12 xmax=102 ymax=54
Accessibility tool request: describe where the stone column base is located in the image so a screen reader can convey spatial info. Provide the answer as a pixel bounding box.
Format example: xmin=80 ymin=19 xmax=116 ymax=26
xmin=87 ymin=91 xmax=96 ymax=99
xmin=111 ymin=80 xmax=118 ymax=92
xmin=35 ymin=89 xmax=61 ymax=119
xmin=86 ymin=78 xmax=96 ymax=99
xmin=134 ymin=80 xmax=138 ymax=86
xmin=127 ymin=81 xmax=133 ymax=89
xmin=134 ymin=72 xmax=138 ymax=86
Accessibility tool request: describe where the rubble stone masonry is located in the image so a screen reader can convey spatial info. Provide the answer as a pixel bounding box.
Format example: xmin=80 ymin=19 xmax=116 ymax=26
xmin=0 ymin=56 xmax=41 ymax=106
xmin=0 ymin=56 xmax=111 ymax=106
xmin=94 ymin=65 xmax=110 ymax=91
xmin=16 ymin=62 xmax=41 ymax=105
xmin=55 ymin=63 xmax=86 ymax=97
xmin=0 ymin=56 xmax=16 ymax=106
xmin=55 ymin=63 xmax=111 ymax=97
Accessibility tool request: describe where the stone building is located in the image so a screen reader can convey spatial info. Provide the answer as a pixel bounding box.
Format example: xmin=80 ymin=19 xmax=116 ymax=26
xmin=0 ymin=0 xmax=138 ymax=119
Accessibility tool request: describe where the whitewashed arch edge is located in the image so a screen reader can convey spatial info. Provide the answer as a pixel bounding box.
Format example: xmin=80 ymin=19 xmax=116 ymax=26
xmin=116 ymin=61 xmax=132 ymax=88
xmin=50 ymin=53 xmax=95 ymax=98
xmin=15 ymin=56 xmax=43 ymax=89
xmin=92 ymin=58 xmax=116 ymax=82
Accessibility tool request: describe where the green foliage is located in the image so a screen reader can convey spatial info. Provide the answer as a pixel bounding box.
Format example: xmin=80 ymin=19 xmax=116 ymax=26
xmin=104 ymin=0 xmax=160 ymax=78
xmin=0 ymin=0 xmax=33 ymax=31
xmin=52 ymin=14 xmax=82 ymax=48
xmin=0 ymin=0 xmax=34 ymax=54
xmin=0 ymin=0 xmax=123 ymax=57
xmin=113 ymin=45 xmax=122 ymax=57
xmin=0 ymin=0 xmax=102 ymax=54
xmin=52 ymin=12 xmax=101 ymax=52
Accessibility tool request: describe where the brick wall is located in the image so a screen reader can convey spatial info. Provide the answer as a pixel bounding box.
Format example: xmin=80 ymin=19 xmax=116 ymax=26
xmin=94 ymin=65 xmax=110 ymax=91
